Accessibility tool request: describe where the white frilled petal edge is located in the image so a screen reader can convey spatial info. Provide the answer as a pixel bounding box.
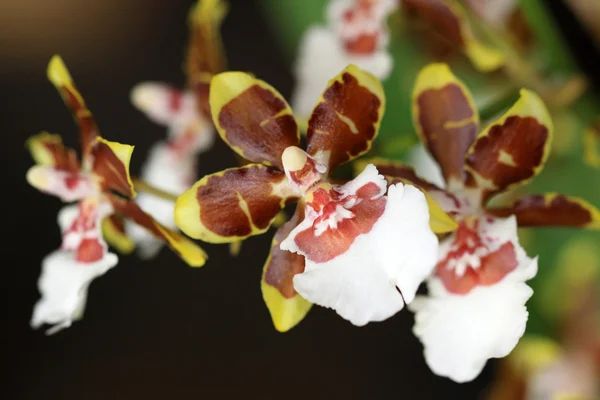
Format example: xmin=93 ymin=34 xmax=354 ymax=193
xmin=282 ymin=165 xmax=439 ymax=326
xmin=291 ymin=26 xmax=393 ymax=119
xmin=31 ymin=250 xmax=117 ymax=335
xmin=409 ymin=216 xmax=538 ymax=383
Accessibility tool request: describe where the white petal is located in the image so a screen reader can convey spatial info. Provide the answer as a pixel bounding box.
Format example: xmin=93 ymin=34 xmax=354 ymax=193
xmin=284 ymin=178 xmax=438 ymax=326
xmin=410 ymin=215 xmax=538 ymax=382
xmin=140 ymin=142 xmax=194 ymax=195
xmin=30 ymin=250 xmax=118 ymax=335
xmin=26 ymin=166 xmax=93 ymax=202
xmin=130 ymin=82 xmax=179 ymax=125
xmin=57 ymin=204 xmax=80 ymax=232
xmin=291 ymin=27 xmax=393 ymax=120
xmin=407 ymin=143 xmax=446 ymax=189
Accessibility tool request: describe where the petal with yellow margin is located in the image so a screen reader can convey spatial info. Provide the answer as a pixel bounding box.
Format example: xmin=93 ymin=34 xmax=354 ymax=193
xmin=486 ymin=193 xmax=600 ymax=230
xmin=109 ymin=195 xmax=207 ymax=267
xmin=464 ymin=89 xmax=553 ymax=203
xmin=102 ymin=215 xmax=135 ymax=254
xmin=47 ymin=55 xmax=99 ymax=158
xmin=306 ymin=64 xmax=385 ymax=172
xmin=412 ymin=63 xmax=479 ymax=187
xmin=26 ymin=132 xmax=80 ymax=173
xmin=583 ymin=120 xmax=600 ymax=168
xmin=90 ymin=137 xmax=136 ymax=199
xmin=402 ymin=0 xmax=505 ymax=72
xmin=175 ymin=164 xmax=298 ymax=243
xmin=185 ymin=0 xmax=228 ymax=117
xmin=262 ymin=204 xmax=311 ymax=332
xmin=210 ymin=72 xmax=299 ymax=169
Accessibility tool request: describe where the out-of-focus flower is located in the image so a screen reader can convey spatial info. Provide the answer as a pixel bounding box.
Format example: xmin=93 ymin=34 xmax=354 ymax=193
xmin=584 ymin=120 xmax=600 ymax=168
xmin=401 ymin=0 xmax=505 ymax=72
xmin=30 ymin=202 xmax=118 ymax=335
xmin=362 ymin=63 xmax=600 ymax=382
xmin=26 ymin=56 xmax=207 ymax=333
xmin=487 ymin=238 xmax=600 ymax=399
xmin=128 ymin=0 xmax=228 ymax=257
xmin=292 ymin=0 xmax=397 ymax=121
xmin=175 ymin=64 xmax=450 ymax=331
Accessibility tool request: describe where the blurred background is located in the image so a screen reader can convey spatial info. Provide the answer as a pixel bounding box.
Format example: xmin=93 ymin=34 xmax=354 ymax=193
xmin=3 ymin=0 xmax=599 ymax=398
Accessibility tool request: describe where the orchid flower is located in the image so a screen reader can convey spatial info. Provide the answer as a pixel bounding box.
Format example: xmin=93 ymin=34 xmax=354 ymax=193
xmin=26 ymin=56 xmax=207 ymax=334
xmin=292 ymin=0 xmax=397 ymax=121
xmin=361 ymin=63 xmax=600 ymax=382
xmin=175 ymin=64 xmax=452 ymax=331
xmin=128 ymin=0 xmax=227 ymax=257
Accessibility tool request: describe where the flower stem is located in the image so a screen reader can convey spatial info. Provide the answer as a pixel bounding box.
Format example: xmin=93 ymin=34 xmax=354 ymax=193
xmin=132 ymin=178 xmax=179 ymax=203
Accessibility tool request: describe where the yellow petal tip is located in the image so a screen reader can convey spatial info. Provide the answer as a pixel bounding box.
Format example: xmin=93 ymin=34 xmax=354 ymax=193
xmin=47 ymin=55 xmax=73 ymax=87
xmin=26 ymin=166 xmax=51 ymax=191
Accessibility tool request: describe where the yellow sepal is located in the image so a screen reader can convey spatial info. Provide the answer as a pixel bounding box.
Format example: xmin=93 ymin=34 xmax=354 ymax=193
xmin=155 ymin=224 xmax=208 ymax=267
xmin=95 ymin=136 xmax=137 ymax=198
xmin=102 ymin=218 xmax=135 ymax=254
xmin=26 ymin=132 xmax=63 ymax=166
xmin=464 ymin=89 xmax=553 ymax=192
xmin=412 ymin=63 xmax=480 ymax=140
xmin=261 ymin=254 xmax=312 ymax=333
xmin=209 ymin=72 xmax=298 ymax=165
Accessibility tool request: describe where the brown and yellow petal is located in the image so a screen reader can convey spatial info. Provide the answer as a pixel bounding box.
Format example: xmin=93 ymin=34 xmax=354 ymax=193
xmin=412 ymin=63 xmax=479 ymax=188
xmin=583 ymin=120 xmax=600 ymax=168
xmin=102 ymin=214 xmax=135 ymax=254
xmin=47 ymin=55 xmax=100 ymax=158
xmin=464 ymin=89 xmax=553 ymax=203
xmin=26 ymin=132 xmax=80 ymax=173
xmin=90 ymin=137 xmax=136 ymax=199
xmin=306 ymin=64 xmax=385 ymax=172
xmin=209 ymin=72 xmax=299 ymax=169
xmin=110 ymin=195 xmax=207 ymax=267
xmin=486 ymin=193 xmax=600 ymax=230
xmin=403 ymin=0 xmax=505 ymax=72
xmin=261 ymin=204 xmax=311 ymax=332
xmin=185 ymin=0 xmax=228 ymax=117
xmin=175 ymin=164 xmax=298 ymax=243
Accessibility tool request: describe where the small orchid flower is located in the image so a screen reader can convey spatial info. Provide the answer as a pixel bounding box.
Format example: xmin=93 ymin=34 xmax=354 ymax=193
xmin=26 ymin=56 xmax=207 ymax=333
xmin=363 ymin=63 xmax=600 ymax=382
xmin=175 ymin=64 xmax=450 ymax=331
xmin=30 ymin=201 xmax=118 ymax=335
xmin=128 ymin=0 xmax=228 ymax=257
xmin=292 ymin=0 xmax=397 ymax=120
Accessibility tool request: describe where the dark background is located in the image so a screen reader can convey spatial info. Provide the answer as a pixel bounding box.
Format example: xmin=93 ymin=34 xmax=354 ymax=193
xmin=3 ymin=0 xmax=598 ymax=398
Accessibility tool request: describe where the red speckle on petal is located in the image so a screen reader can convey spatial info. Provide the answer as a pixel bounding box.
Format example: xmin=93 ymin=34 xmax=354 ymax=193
xmin=76 ymin=238 xmax=105 ymax=262
xmin=344 ymin=34 xmax=378 ymax=54
xmin=436 ymin=220 xmax=519 ymax=294
xmin=169 ymin=89 xmax=183 ymax=113
xmin=295 ymin=195 xmax=386 ymax=263
xmin=64 ymin=174 xmax=81 ymax=190
xmin=356 ymin=182 xmax=382 ymax=199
